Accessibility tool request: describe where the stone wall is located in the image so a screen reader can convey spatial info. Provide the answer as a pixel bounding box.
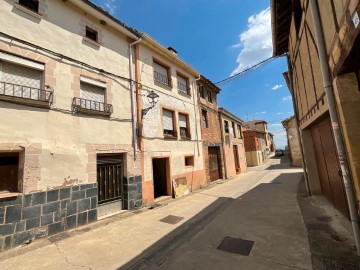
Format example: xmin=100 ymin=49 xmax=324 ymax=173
xmin=123 ymin=176 xmax=142 ymax=210
xmin=0 ymin=183 xmax=98 ymax=251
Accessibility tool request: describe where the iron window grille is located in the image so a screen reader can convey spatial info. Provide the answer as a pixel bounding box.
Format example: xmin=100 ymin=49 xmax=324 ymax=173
xmin=154 ymin=70 xmax=169 ymax=86
xmin=72 ymin=97 xmax=113 ymax=115
xmin=18 ymin=0 xmax=39 ymax=13
xmin=178 ymin=81 xmax=188 ymax=94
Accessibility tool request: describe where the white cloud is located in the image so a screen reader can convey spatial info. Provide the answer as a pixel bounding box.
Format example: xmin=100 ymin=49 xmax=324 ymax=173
xmin=102 ymin=0 xmax=117 ymax=14
xmin=261 ymin=111 xmax=266 ymax=114
xmin=282 ymin=96 xmax=292 ymax=101
xmin=272 ymin=84 xmax=283 ymax=90
xmin=276 ymin=112 xmax=283 ymax=115
xmin=230 ymin=8 xmax=272 ymax=76
xmin=269 ymin=123 xmax=282 ymax=127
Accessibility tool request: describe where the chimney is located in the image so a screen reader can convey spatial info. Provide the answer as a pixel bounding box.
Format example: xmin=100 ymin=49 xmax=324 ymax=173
xmin=167 ymin=47 xmax=178 ymax=56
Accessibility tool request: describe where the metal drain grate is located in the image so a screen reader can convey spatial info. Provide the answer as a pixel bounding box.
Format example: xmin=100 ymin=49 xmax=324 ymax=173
xmin=217 ymin=236 xmax=254 ymax=256
xmin=159 ymin=215 xmax=184 ymax=225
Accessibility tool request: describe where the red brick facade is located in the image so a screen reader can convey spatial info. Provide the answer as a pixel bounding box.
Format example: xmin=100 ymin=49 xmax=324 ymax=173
xmin=198 ymin=76 xmax=224 ymax=182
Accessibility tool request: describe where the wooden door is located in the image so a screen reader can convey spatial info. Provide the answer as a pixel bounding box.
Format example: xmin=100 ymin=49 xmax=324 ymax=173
xmin=208 ymin=147 xmax=220 ymax=181
xmin=311 ymin=117 xmax=349 ymax=219
xmin=233 ymin=145 xmax=240 ymax=173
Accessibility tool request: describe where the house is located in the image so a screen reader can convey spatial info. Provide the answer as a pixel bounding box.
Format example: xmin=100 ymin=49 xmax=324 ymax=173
xmin=243 ymin=127 xmax=267 ymax=167
xmin=282 ymin=116 xmax=302 ymax=167
xmin=246 ymin=120 xmax=271 ymax=157
xmin=218 ymin=108 xmax=247 ymax=178
xmin=271 ymin=0 xmax=360 ymax=222
xmin=0 ymin=0 xmax=142 ymax=250
xmin=135 ymin=35 xmax=206 ymax=203
xmin=268 ymin=132 xmax=276 ymax=152
xmin=197 ymin=75 xmax=225 ymax=182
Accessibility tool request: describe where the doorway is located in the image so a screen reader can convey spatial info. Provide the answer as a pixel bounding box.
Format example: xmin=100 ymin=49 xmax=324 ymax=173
xmin=208 ymin=147 xmax=220 ymax=181
xmin=233 ymin=145 xmax=240 ymax=174
xmin=152 ymin=158 xmax=170 ymax=198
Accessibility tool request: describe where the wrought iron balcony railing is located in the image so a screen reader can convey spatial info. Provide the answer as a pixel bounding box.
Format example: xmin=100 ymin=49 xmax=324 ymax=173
xmin=72 ymin=97 xmax=112 ymax=116
xmin=154 ymin=71 xmax=170 ymax=86
xmin=0 ymin=81 xmax=53 ymax=107
xmin=178 ymin=82 xmax=188 ymax=94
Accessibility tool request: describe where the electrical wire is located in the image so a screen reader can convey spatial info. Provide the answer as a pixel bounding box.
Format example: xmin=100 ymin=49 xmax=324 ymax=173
xmin=215 ymin=55 xmax=285 ymax=85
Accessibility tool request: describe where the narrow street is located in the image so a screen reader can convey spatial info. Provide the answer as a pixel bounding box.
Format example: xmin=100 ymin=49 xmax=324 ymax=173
xmin=0 ymin=156 xmax=311 ymax=270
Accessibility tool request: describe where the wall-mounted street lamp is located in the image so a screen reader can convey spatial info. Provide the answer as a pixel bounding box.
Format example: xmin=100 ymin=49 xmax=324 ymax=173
xmin=142 ymin=90 xmax=159 ymax=117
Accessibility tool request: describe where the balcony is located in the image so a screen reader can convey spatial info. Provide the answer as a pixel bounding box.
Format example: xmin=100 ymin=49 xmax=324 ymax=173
xmin=178 ymin=82 xmax=189 ymax=95
xmin=154 ymin=71 xmax=170 ymax=87
xmin=72 ymin=97 xmax=112 ymax=116
xmin=0 ymin=81 xmax=52 ymax=108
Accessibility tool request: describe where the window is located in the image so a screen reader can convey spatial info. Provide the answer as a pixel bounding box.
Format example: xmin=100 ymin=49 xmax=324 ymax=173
xmin=162 ymin=109 xmax=176 ymax=137
xmin=201 ymin=110 xmax=208 ymax=128
xmin=19 ymin=0 xmax=39 ymax=13
xmin=198 ymin=85 xmax=204 ymax=98
xmin=232 ymin=122 xmax=236 ymax=137
xmin=86 ymin=26 xmax=98 ymax=42
xmin=0 ymin=58 xmax=49 ymax=103
xmin=207 ymin=90 xmax=212 ymax=103
xmin=74 ymin=77 xmax=112 ymax=114
xmin=224 ymin=120 xmax=229 ymax=133
xmin=0 ymin=153 xmax=20 ymax=193
xmin=237 ymin=124 xmax=243 ymax=138
xmin=185 ymin=156 xmax=194 ymax=167
xmin=179 ymin=113 xmax=190 ymax=139
xmin=294 ymin=0 xmax=303 ymax=35
xmin=154 ymin=61 xmax=171 ymax=87
xmin=177 ymin=73 xmax=189 ymax=95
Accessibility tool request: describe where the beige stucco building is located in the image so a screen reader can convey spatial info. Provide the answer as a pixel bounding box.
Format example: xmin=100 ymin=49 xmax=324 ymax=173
xmin=0 ymin=0 xmax=143 ymax=250
xmin=218 ymin=108 xmax=247 ymax=178
xmin=135 ymin=35 xmax=206 ymax=203
xmin=282 ymin=116 xmax=302 ymax=167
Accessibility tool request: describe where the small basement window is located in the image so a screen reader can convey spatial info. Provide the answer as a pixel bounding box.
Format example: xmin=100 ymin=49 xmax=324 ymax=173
xmin=19 ymin=0 xmax=39 ymax=13
xmin=185 ymin=156 xmax=194 ymax=167
xmin=0 ymin=153 xmax=20 ymax=194
xmin=86 ymin=27 xmax=98 ymax=42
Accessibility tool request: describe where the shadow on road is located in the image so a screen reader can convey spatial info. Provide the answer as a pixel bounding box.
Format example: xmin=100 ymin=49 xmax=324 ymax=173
xmin=117 ymin=171 xmax=308 ymax=270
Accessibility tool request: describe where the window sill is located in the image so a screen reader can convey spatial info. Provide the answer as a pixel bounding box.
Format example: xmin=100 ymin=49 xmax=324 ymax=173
xmin=180 ymin=137 xmax=191 ymax=140
xmin=185 ymin=165 xmax=194 ymax=168
xmin=0 ymin=192 xmax=21 ymax=200
xmin=164 ymin=135 xmax=177 ymax=140
xmin=0 ymin=94 xmax=51 ymax=109
xmin=14 ymin=3 xmax=42 ymax=19
xmin=74 ymin=106 xmax=112 ymax=117
xmin=154 ymin=80 xmax=172 ymax=89
xmin=82 ymin=37 xmax=101 ymax=48
xmin=178 ymin=91 xmax=191 ymax=98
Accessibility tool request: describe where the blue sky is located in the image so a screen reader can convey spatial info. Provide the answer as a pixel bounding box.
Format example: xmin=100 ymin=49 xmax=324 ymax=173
xmin=92 ymin=0 xmax=294 ymax=148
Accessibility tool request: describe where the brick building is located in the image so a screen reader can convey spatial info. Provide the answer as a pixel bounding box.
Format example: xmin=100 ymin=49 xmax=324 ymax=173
xmin=282 ymin=116 xmax=302 ymax=167
xmin=243 ymin=128 xmax=267 ymax=167
xmin=198 ymin=75 xmax=224 ymax=182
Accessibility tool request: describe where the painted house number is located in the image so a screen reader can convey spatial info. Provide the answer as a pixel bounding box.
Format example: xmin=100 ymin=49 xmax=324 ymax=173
xmin=353 ymin=12 xmax=359 ymax=28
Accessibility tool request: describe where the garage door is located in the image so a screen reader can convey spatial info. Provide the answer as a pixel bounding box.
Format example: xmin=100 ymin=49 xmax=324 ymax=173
xmin=311 ymin=117 xmax=349 ymax=219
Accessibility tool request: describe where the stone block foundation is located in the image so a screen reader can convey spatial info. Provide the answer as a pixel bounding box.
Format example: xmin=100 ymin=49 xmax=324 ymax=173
xmin=0 ymin=183 xmax=98 ymax=251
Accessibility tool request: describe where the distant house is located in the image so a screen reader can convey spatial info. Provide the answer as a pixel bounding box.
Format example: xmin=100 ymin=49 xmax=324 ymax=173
xmin=245 ymin=120 xmax=270 ymax=160
xmin=243 ymin=128 xmax=267 ymax=167
xmin=218 ymin=108 xmax=247 ymax=178
xmin=198 ymin=75 xmax=225 ymax=183
xmin=282 ymin=116 xmax=302 ymax=167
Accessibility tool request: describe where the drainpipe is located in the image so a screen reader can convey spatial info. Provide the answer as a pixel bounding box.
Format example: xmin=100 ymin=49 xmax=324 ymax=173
xmin=129 ymin=38 xmax=142 ymax=159
xmin=285 ymin=54 xmax=310 ymax=195
xmin=219 ymin=111 xmax=228 ymax=179
xmin=309 ymin=0 xmax=360 ymax=255
xmin=194 ymin=76 xmax=201 ymax=157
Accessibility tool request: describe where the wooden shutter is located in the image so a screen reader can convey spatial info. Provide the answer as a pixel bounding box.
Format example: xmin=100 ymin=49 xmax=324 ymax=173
xmin=177 ymin=75 xmax=187 ymax=92
xmin=1 ymin=61 xmax=42 ymax=99
xmin=179 ymin=114 xmax=187 ymax=128
xmin=154 ymin=62 xmax=168 ymax=77
xmin=162 ymin=109 xmax=173 ymax=130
